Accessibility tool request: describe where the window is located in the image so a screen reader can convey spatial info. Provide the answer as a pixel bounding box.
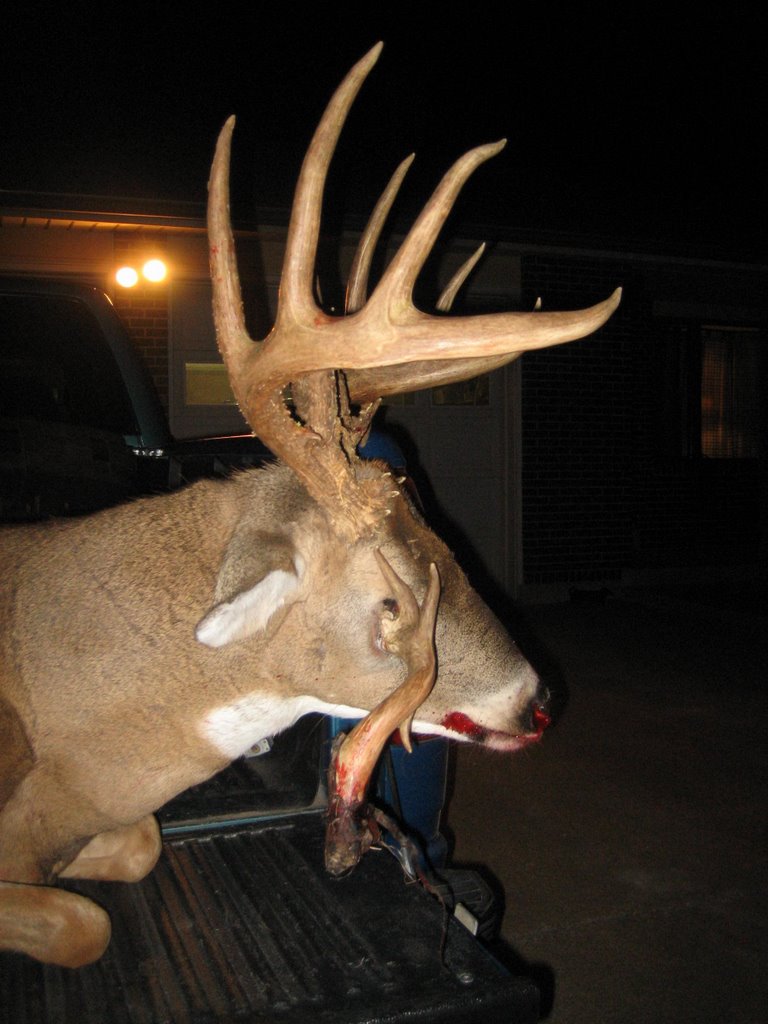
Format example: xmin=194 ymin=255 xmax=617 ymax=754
xmin=654 ymin=323 xmax=763 ymax=460
xmin=184 ymin=361 xmax=236 ymax=406
xmin=0 ymin=293 xmax=137 ymax=435
xmin=700 ymin=327 xmax=761 ymax=458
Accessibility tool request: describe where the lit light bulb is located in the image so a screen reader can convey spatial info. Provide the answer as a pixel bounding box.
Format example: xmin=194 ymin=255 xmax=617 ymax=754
xmin=116 ymin=266 xmax=139 ymax=288
xmin=143 ymin=258 xmax=167 ymax=283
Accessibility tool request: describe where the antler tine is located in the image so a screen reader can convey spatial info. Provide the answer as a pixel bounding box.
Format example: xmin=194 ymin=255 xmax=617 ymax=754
xmin=346 ymin=153 xmax=415 ymax=315
xmin=436 ymin=243 xmax=486 ymax=312
xmin=366 ymin=140 xmax=506 ymax=317
xmin=208 ymin=115 xmax=254 ymax=389
xmin=278 ymin=42 xmax=384 ymax=328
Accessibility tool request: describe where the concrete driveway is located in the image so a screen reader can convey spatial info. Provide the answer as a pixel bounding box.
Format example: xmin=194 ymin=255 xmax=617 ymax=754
xmin=447 ymin=584 xmax=767 ymax=1023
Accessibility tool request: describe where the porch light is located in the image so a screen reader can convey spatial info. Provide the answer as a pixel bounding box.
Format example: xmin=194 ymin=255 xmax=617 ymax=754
xmin=116 ymin=266 xmax=139 ymax=288
xmin=115 ymin=258 xmax=169 ymax=288
xmin=142 ymin=258 xmax=167 ymax=282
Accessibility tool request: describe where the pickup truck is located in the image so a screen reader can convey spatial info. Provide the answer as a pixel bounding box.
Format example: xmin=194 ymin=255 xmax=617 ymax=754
xmin=0 ymin=276 xmax=539 ymax=1023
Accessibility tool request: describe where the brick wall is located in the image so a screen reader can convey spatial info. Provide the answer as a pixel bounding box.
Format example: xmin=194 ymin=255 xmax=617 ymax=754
xmin=521 ymin=254 xmax=641 ymax=585
xmin=519 ymin=251 xmax=764 ymax=586
xmin=112 ymin=234 xmax=169 ymax=411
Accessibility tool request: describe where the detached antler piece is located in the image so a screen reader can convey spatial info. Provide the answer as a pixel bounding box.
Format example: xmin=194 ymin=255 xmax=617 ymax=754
xmin=325 ymin=552 xmax=441 ymax=877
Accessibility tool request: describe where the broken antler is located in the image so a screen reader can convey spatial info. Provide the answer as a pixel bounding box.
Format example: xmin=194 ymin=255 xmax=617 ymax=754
xmin=325 ymin=553 xmax=440 ymax=876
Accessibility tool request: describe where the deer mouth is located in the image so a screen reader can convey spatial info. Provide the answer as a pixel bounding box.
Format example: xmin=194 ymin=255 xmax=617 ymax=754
xmin=410 ymin=706 xmax=551 ymax=752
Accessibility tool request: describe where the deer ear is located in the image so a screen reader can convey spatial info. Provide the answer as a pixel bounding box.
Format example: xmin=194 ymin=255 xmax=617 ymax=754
xmin=195 ymin=568 xmax=300 ymax=647
xmin=195 ymin=528 xmax=303 ymax=648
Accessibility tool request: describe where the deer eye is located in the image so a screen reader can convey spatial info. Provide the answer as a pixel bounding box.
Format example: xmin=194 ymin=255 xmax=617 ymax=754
xmin=382 ymin=597 xmax=399 ymax=618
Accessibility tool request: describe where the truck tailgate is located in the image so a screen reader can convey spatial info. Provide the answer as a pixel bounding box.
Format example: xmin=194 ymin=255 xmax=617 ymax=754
xmin=0 ymin=817 xmax=538 ymax=1023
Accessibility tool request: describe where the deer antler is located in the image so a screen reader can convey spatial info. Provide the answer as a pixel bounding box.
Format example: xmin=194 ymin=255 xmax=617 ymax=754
xmin=324 ymin=552 xmax=441 ymax=877
xmin=208 ymin=42 xmax=621 ymax=541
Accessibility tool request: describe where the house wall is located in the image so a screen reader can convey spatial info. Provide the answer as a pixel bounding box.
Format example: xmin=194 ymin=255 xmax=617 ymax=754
xmin=518 ymin=250 xmax=767 ymax=597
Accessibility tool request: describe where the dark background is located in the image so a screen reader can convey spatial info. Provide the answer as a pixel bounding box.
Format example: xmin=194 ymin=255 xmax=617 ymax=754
xmin=2 ymin=6 xmax=765 ymax=258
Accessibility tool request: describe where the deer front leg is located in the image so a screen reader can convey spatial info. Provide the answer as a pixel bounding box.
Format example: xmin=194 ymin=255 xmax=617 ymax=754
xmin=59 ymin=814 xmax=161 ymax=882
xmin=0 ymin=880 xmax=111 ymax=967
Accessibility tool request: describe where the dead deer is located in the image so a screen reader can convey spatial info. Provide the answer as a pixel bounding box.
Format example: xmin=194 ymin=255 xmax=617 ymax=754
xmin=0 ymin=43 xmax=620 ymax=967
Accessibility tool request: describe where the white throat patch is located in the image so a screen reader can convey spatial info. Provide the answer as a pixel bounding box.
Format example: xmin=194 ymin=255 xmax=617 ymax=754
xmin=199 ymin=694 xmax=369 ymax=760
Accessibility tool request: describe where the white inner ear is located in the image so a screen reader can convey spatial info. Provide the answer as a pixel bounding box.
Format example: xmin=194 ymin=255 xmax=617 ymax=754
xmin=196 ymin=568 xmax=300 ymax=648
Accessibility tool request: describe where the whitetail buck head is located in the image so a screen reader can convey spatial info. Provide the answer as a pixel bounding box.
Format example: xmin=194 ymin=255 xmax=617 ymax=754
xmin=204 ymin=39 xmax=619 ymax=756
xmin=0 ymin=43 xmax=619 ymax=967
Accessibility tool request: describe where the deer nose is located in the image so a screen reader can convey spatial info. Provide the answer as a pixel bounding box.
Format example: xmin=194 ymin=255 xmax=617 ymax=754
xmin=527 ymin=684 xmax=552 ymax=735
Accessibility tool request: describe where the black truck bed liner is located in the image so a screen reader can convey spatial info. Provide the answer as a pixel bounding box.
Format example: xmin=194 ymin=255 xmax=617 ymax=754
xmin=0 ymin=817 xmax=538 ymax=1023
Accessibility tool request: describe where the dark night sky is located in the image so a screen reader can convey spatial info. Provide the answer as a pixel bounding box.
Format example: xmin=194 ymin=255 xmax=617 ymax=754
xmin=2 ymin=7 xmax=766 ymax=259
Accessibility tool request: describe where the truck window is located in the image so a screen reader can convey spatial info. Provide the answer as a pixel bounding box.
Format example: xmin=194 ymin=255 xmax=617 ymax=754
xmin=0 ymin=293 xmax=137 ymax=436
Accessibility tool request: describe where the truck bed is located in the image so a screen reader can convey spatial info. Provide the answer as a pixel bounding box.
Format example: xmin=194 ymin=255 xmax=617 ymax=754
xmin=0 ymin=816 xmax=538 ymax=1023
